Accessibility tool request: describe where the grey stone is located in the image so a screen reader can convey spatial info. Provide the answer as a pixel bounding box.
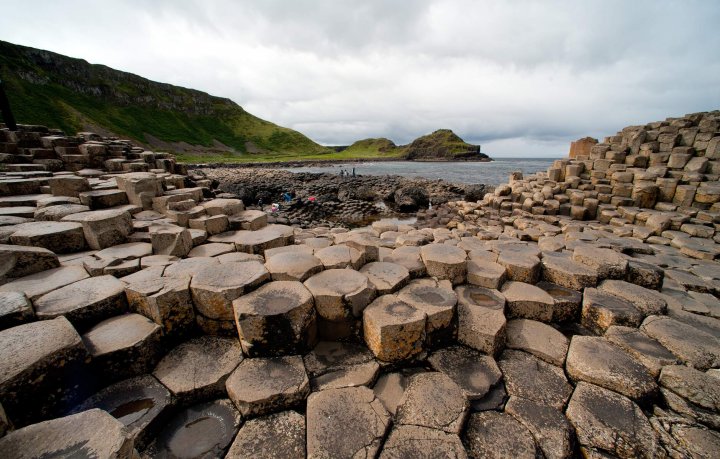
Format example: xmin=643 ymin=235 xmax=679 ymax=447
xmin=63 ymin=208 xmax=133 ymax=250
xmin=0 ymin=291 xmax=34 ymax=330
xmin=379 ymin=425 xmax=467 ymax=459
xmin=142 ymin=399 xmax=241 ymax=459
xmin=604 ymin=325 xmax=678 ymax=377
xmin=0 ymin=409 xmax=134 ymax=459
xmin=0 ymin=265 xmax=89 ymax=301
xmin=506 ymin=319 xmax=568 ymax=366
xmin=70 ymin=374 xmax=171 ymax=450
xmin=306 ymin=386 xmax=390 ymax=459
xmin=505 ymin=396 xmax=575 ymax=459
xmin=463 ymin=411 xmax=539 ymax=459
xmin=397 ymin=278 xmax=457 ymax=346
xmin=566 ymin=382 xmax=658 ymax=459
xmin=541 ymin=252 xmax=598 ymax=290
xmin=0 ymin=244 xmax=59 ymax=281
xmin=34 ymin=274 xmax=127 ymax=330
xmin=10 ymin=221 xmax=86 ymax=253
xmin=420 ymin=243 xmax=467 ymax=284
xmin=566 ymin=335 xmax=657 ymax=402
xmin=499 ymin=349 xmax=573 ymax=410
xmin=360 ymin=261 xmax=411 ymax=294
xmin=226 ymin=411 xmax=305 ymax=459
xmin=226 ymin=355 xmax=309 ymax=416
xmin=0 ymin=317 xmax=89 ymax=427
xmin=581 ymin=287 xmax=643 ymax=334
xmin=642 ymin=315 xmax=720 ymax=370
xmin=233 ymin=281 xmax=316 ymax=357
xmin=428 ymin=345 xmax=502 ymax=400
xmin=153 ymin=336 xmax=243 ymax=403
xmin=501 ymin=281 xmax=555 ymax=322
xmin=363 ymin=295 xmax=425 ymax=362
xmin=455 ymin=285 xmax=506 ymax=356
xmin=82 ymin=313 xmax=162 ymax=382
xmin=190 ymin=261 xmax=269 ymax=321
xmin=125 ymin=274 xmax=195 ymax=337
xmin=396 ymin=372 xmax=468 ymax=434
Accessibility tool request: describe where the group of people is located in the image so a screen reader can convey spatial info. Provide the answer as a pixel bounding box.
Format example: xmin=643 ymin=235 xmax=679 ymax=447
xmin=258 ymin=191 xmax=318 ymax=213
xmin=339 ymin=167 xmax=356 ymax=177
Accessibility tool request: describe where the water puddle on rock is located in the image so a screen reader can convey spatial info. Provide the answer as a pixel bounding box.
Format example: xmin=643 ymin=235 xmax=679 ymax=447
xmin=110 ymin=398 xmax=155 ymax=425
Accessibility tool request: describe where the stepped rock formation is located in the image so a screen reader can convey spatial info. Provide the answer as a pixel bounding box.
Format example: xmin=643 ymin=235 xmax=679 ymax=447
xmin=0 ymin=111 xmax=719 ymax=458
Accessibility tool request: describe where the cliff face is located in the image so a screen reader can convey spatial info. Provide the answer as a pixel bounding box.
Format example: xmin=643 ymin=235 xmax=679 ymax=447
xmin=0 ymin=40 xmax=328 ymax=155
xmin=403 ymin=129 xmax=487 ymax=160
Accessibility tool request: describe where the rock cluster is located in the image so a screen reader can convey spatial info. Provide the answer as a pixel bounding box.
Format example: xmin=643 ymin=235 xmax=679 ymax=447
xmin=202 ymin=167 xmax=483 ymax=227
xmin=0 ymin=114 xmax=719 ymax=458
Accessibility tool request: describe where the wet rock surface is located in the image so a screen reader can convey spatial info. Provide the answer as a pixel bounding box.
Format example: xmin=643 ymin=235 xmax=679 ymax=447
xmin=1 ymin=113 xmax=720 ymax=457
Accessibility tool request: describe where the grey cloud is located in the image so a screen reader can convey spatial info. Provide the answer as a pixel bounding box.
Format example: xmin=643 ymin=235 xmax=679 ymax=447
xmin=0 ymin=0 xmax=719 ymax=157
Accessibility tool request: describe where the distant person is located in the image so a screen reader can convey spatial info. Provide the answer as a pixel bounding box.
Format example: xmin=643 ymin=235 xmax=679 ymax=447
xmin=352 ymin=167 xmax=356 ymax=177
xmin=339 ymin=169 xmax=344 ymax=177
xmin=283 ymin=192 xmax=292 ymax=202
xmin=257 ymin=198 xmax=263 ymax=208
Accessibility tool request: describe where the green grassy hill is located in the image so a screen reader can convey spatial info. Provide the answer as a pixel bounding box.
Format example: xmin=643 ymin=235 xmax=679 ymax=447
xmin=0 ymin=40 xmax=330 ymax=159
xmin=403 ymin=129 xmax=488 ymax=160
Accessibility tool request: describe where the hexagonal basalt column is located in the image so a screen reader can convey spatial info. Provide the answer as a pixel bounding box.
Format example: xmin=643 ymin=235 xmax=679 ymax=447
xmin=363 ymin=295 xmax=426 ymax=362
xmin=360 ymin=262 xmax=411 ymax=295
xmin=82 ymin=314 xmax=163 ymax=383
xmin=125 ymin=275 xmax=195 ymax=338
xmin=314 ymin=244 xmax=364 ymax=269
xmin=0 ymin=317 xmax=90 ymax=427
xmin=70 ymin=374 xmax=171 ymax=450
xmin=9 ymin=221 xmax=86 ymax=253
xmin=395 ymin=372 xmax=468 ymax=434
xmin=455 ymin=285 xmax=506 ymax=357
xmin=232 ymin=224 xmax=294 ymax=254
xmin=34 ymin=274 xmax=127 ymax=331
xmin=303 ymin=269 xmax=376 ymax=340
xmin=420 ymin=244 xmax=467 ymax=285
xmin=265 ymin=251 xmax=323 ymax=282
xmin=397 ymin=278 xmax=457 ymax=347
xmin=0 ymin=409 xmax=134 ymax=459
xmin=190 ymin=261 xmax=269 ymax=326
xmin=153 ymin=336 xmax=243 ymax=404
xmin=233 ymin=281 xmax=317 ymax=357
xmin=225 ymin=355 xmax=310 ymax=417
xmin=62 ymin=208 xmax=133 ymax=250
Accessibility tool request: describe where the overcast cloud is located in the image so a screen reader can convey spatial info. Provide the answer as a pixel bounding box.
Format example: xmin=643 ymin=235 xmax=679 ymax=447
xmin=1 ymin=0 xmax=719 ymax=157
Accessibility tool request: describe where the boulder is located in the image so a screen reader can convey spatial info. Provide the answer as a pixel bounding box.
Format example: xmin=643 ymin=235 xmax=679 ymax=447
xmin=149 ymin=224 xmax=193 ymax=257
xmin=506 ymin=319 xmax=569 ymax=366
xmin=397 ymin=278 xmax=457 ymax=346
xmin=394 ymin=186 xmax=429 ymax=211
xmin=501 ymin=281 xmax=555 ymax=322
xmin=125 ymin=275 xmax=195 ymax=337
xmin=396 ymin=372 xmax=468 ymax=434
xmin=0 ymin=244 xmax=59 ymax=281
xmin=360 ymin=261 xmax=411 ymax=294
xmin=0 ymin=265 xmax=89 ymax=300
xmin=379 ymin=425 xmax=467 ymax=459
xmin=115 ymin=172 xmax=162 ymax=209
xmin=265 ymin=251 xmax=323 ymax=282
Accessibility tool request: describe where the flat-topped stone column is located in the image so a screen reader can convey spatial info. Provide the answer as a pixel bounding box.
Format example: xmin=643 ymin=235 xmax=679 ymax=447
xmin=233 ymin=281 xmax=317 ymax=357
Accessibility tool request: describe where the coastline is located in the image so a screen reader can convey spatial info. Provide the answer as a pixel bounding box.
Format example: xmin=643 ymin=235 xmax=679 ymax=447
xmin=183 ymin=156 xmax=493 ymax=169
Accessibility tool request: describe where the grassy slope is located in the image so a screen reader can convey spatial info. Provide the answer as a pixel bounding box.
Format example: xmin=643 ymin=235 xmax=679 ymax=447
xmin=0 ymin=40 xmax=329 ymax=157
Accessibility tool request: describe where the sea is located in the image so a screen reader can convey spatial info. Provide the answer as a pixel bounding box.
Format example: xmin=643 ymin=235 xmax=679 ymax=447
xmin=281 ymin=158 xmax=557 ymax=186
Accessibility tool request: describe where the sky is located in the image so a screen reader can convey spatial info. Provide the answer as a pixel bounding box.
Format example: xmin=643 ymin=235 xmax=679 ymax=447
xmin=1 ymin=0 xmax=719 ymax=157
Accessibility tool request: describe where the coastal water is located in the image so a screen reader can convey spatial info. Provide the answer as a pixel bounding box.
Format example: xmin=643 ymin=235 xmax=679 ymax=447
xmin=282 ymin=158 xmax=556 ymax=186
